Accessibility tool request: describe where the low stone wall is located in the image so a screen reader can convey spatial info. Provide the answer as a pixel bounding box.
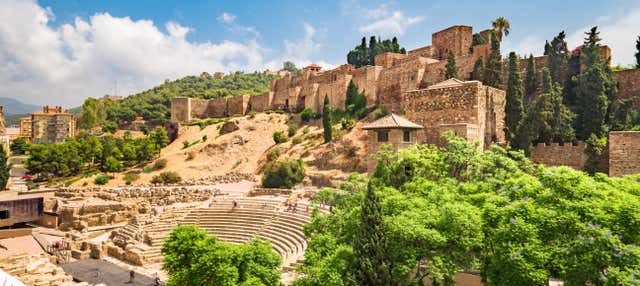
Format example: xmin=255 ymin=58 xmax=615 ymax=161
xmin=609 ymin=131 xmax=640 ymax=177
xmin=183 ymin=172 xmax=256 ymax=185
xmin=530 ymin=142 xmax=588 ymax=170
xmin=248 ymin=188 xmax=292 ymax=197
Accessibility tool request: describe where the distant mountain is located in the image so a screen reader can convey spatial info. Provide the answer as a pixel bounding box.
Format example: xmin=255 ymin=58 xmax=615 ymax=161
xmin=0 ymin=97 xmax=40 ymax=115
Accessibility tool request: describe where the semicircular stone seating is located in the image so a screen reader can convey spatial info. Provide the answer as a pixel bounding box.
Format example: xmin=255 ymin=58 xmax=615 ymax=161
xmin=179 ymin=198 xmax=311 ymax=266
xmin=134 ymin=197 xmax=313 ymax=268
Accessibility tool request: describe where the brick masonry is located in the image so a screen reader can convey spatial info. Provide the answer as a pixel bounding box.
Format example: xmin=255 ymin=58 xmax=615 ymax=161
xmin=530 ymin=142 xmax=588 ymax=170
xmin=609 ymin=131 xmax=640 ymax=177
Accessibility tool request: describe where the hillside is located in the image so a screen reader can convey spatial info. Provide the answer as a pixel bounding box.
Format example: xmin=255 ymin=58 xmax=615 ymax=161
xmin=0 ymin=97 xmax=40 ymax=114
xmin=74 ymin=112 xmax=369 ymax=187
xmin=78 ymin=72 xmax=279 ymax=127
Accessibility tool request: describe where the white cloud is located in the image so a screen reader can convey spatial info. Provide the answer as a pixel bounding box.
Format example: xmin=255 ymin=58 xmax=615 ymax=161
xmin=273 ymin=23 xmax=336 ymax=71
xmin=358 ymin=11 xmax=424 ymax=36
xmin=502 ymin=35 xmax=545 ymax=57
xmin=217 ymin=12 xmax=260 ymax=38
xmin=217 ymin=12 xmax=236 ymax=24
xmin=566 ymin=8 xmax=640 ymax=66
xmin=0 ymin=1 xmax=272 ymax=107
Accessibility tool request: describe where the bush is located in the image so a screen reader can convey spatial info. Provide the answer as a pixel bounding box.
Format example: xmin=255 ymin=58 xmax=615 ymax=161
xmin=124 ymin=172 xmax=140 ymax=184
xmin=153 ymin=159 xmax=168 ymax=170
xmin=340 ymin=117 xmax=356 ymax=130
xmin=202 ymin=135 xmax=208 ymax=142
xmin=142 ymin=166 xmax=154 ymax=173
xmin=267 ymin=148 xmax=281 ymax=162
xmin=292 ymin=137 xmax=303 ymax=145
xmin=82 ymin=181 xmax=88 ymax=187
xmin=10 ymin=138 xmax=28 ymax=155
xmin=287 ymin=124 xmax=298 ymax=137
xmin=372 ymin=106 xmax=388 ymax=120
xmin=94 ymin=174 xmax=110 ymax=185
xmin=151 ymin=171 xmax=182 ymax=184
xmin=261 ymin=159 xmax=305 ymax=189
xmin=273 ymin=131 xmax=288 ymax=144
xmin=182 ymin=140 xmax=190 ymax=149
xmin=300 ymin=108 xmax=317 ymax=122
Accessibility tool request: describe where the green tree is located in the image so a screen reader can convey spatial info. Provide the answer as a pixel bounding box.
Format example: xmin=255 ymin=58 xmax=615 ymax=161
xmin=347 ymin=36 xmax=406 ymax=67
xmin=484 ymin=31 xmax=503 ymax=88
xmin=445 ymin=50 xmax=459 ymax=79
xmin=0 ymin=147 xmax=9 ymax=190
xmin=472 ymin=57 xmax=484 ymax=82
xmin=283 ymin=61 xmax=300 ymax=74
xmin=584 ymin=134 xmax=607 ymax=174
xmin=163 ymin=225 xmax=282 ymax=286
xmin=10 ymin=138 xmax=28 ymax=155
xmin=636 ymin=35 xmax=640 ymax=68
xmin=610 ymin=99 xmax=635 ymax=131
xmin=547 ymin=31 xmax=569 ymax=86
xmin=524 ymin=54 xmax=538 ymax=105
xmin=541 ymin=67 xmax=553 ymax=94
xmin=520 ymin=81 xmax=575 ymax=147
xmin=150 ymin=126 xmax=169 ymax=152
xmin=505 ymin=52 xmax=525 ymax=147
xmin=323 ymin=96 xmax=332 ymax=143
xmin=353 ymin=183 xmax=390 ymax=286
xmin=345 ymin=81 xmax=366 ymax=118
xmin=491 ymin=17 xmax=510 ymax=40
xmin=262 ymin=159 xmax=305 ymax=189
xmin=575 ymin=62 xmax=609 ymax=139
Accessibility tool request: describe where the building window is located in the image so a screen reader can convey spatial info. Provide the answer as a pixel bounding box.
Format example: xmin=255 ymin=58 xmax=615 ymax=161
xmin=0 ymin=210 xmax=9 ymax=220
xmin=403 ymin=130 xmax=411 ymax=142
xmin=377 ymin=130 xmax=389 ymax=142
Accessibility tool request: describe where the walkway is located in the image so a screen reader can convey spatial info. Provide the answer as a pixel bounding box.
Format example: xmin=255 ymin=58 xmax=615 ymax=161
xmin=61 ymin=259 xmax=156 ymax=286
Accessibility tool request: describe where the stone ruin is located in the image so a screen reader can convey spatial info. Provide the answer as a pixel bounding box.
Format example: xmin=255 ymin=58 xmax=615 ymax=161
xmin=0 ymin=253 xmax=89 ymax=286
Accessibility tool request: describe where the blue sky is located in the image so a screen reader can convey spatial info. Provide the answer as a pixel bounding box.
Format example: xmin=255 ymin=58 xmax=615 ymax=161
xmin=1 ymin=0 xmax=639 ymax=107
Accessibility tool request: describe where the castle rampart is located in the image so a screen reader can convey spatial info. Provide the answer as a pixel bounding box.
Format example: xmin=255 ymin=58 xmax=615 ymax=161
xmin=530 ymin=142 xmax=588 ymax=170
xmin=609 ymin=131 xmax=640 ymax=177
xmin=613 ymin=69 xmax=640 ymax=106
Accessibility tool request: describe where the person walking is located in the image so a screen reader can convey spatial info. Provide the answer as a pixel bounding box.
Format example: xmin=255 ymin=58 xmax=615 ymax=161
xmin=128 ymin=270 xmax=135 ymax=283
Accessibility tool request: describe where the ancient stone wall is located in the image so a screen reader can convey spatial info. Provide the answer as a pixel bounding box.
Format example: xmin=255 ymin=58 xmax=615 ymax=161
xmin=170 ymin=97 xmax=191 ymax=123
xmin=530 ymin=142 xmax=588 ymax=170
xmin=374 ymin=52 xmax=408 ymax=68
xmin=485 ymin=86 xmax=506 ymax=145
xmin=350 ymin=65 xmax=383 ymax=107
xmin=614 ymin=69 xmax=640 ymax=106
xmin=408 ymin=45 xmax=436 ymax=58
xmin=226 ymin=95 xmax=249 ymax=116
xmin=609 ymin=131 xmax=640 ymax=177
xmin=403 ymin=81 xmax=487 ymax=148
xmin=431 ymin=25 xmax=473 ymax=60
xmin=378 ymin=57 xmax=433 ymax=112
xmin=248 ymin=92 xmax=273 ymax=112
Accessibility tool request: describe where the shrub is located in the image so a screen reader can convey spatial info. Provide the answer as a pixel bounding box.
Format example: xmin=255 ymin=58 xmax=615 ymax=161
xmin=300 ymin=108 xmax=317 ymax=122
xmin=94 ymin=174 xmax=109 ymax=185
xmin=273 ymin=131 xmax=288 ymax=144
xmin=267 ymin=148 xmax=281 ymax=162
xmin=142 ymin=166 xmax=154 ymax=173
xmin=151 ymin=171 xmax=182 ymax=184
xmin=124 ymin=172 xmax=140 ymax=184
xmin=202 ymin=135 xmax=208 ymax=142
xmin=182 ymin=140 xmax=190 ymax=149
xmin=303 ymin=128 xmax=311 ymax=135
xmin=261 ymin=159 xmax=305 ymax=189
xmin=292 ymin=137 xmax=303 ymax=145
xmin=372 ymin=106 xmax=388 ymax=120
xmin=340 ymin=117 xmax=356 ymax=130
xmin=82 ymin=181 xmax=88 ymax=187
xmin=287 ymin=124 xmax=298 ymax=137
xmin=153 ymin=159 xmax=168 ymax=170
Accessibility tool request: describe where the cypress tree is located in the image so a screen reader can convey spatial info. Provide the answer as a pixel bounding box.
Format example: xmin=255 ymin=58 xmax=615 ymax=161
xmin=575 ymin=62 xmax=609 ymax=139
xmin=445 ymin=50 xmax=459 ymax=79
xmin=543 ymin=40 xmax=551 ymax=56
xmin=368 ymin=36 xmax=378 ymax=66
xmin=484 ymin=31 xmax=503 ymax=88
xmin=524 ymin=54 xmax=538 ymax=105
xmin=542 ymin=67 xmax=553 ymax=94
xmin=472 ymin=57 xmax=484 ymax=82
xmin=636 ymin=35 xmax=640 ymax=68
xmin=353 ymin=183 xmax=390 ymax=286
xmin=0 ymin=147 xmax=9 ymax=190
xmin=505 ymin=52 xmax=525 ymax=146
xmin=322 ymin=96 xmax=332 ymax=143
xmin=547 ymin=31 xmax=569 ymax=85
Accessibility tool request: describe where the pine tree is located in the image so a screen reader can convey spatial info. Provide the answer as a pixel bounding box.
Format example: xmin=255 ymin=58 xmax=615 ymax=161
xmin=472 ymin=57 xmax=484 ymax=82
xmin=368 ymin=36 xmax=378 ymax=66
xmin=575 ymin=62 xmax=609 ymax=139
xmin=542 ymin=67 xmax=553 ymax=94
xmin=505 ymin=52 xmax=525 ymax=146
xmin=548 ymin=31 xmax=569 ymax=85
xmin=0 ymin=147 xmax=9 ymax=190
xmin=524 ymin=54 xmax=538 ymax=105
xmin=636 ymin=35 xmax=640 ymax=68
xmin=484 ymin=31 xmax=503 ymax=88
xmin=581 ymin=27 xmax=602 ymax=67
xmin=353 ymin=183 xmax=390 ymax=286
xmin=322 ymin=96 xmax=332 ymax=143
xmin=544 ymin=40 xmax=551 ymax=55
xmin=445 ymin=50 xmax=458 ymax=79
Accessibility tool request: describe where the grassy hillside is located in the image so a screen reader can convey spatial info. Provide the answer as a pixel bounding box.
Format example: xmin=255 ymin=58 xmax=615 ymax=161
xmin=80 ymin=72 xmax=278 ymax=127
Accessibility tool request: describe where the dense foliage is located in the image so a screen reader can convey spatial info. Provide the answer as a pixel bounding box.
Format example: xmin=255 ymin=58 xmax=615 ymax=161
xmin=484 ymin=31 xmax=502 ymax=88
xmin=25 ymin=127 xmax=168 ymax=179
xmin=262 ymin=159 xmax=306 ymax=189
xmin=9 ymin=137 xmax=27 ymax=155
xmin=505 ymin=52 xmax=525 ymax=148
xmin=445 ymin=51 xmax=458 ymax=79
xmin=344 ymin=81 xmax=367 ymax=119
xmin=77 ymin=72 xmax=278 ymax=128
xmin=347 ymin=36 xmax=406 ymax=68
xmin=294 ymin=133 xmax=640 ymax=286
xmin=323 ymin=96 xmax=332 ymax=143
xmin=0 ymin=147 xmax=9 ymax=190
xmin=151 ymin=171 xmax=182 ymax=184
xmin=162 ymin=225 xmax=282 ymax=286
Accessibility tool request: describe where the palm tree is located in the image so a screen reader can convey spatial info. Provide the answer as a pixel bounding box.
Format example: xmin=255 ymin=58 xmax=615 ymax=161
xmin=492 ymin=17 xmax=510 ymax=41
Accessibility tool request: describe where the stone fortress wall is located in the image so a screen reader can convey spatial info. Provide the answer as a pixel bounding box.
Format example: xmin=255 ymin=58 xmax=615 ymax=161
xmin=609 ymin=131 xmax=640 ymax=177
xmin=530 ymin=142 xmax=588 ymax=170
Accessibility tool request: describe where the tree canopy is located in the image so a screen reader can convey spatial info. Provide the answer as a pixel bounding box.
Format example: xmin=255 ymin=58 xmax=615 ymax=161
xmin=294 ymin=133 xmax=640 ymax=286
xmin=347 ymin=36 xmax=406 ymax=68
